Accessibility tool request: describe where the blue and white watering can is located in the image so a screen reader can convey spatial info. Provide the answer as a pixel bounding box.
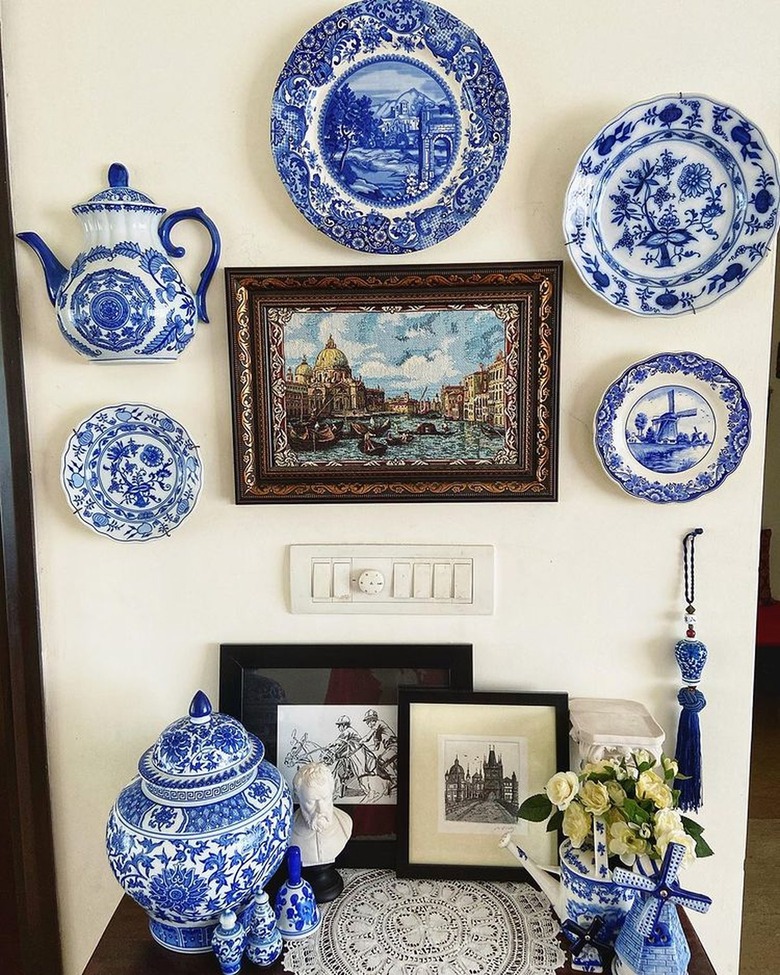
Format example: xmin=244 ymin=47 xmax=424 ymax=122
xmin=501 ymin=819 xmax=636 ymax=972
xmin=17 ymin=163 xmax=221 ymax=362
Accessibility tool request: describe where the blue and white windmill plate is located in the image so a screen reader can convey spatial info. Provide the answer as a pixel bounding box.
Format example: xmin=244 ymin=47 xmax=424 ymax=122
xmin=594 ymin=352 xmax=750 ymax=502
xmin=565 ymin=93 xmax=779 ymax=315
xmin=62 ymin=404 xmax=202 ymax=541
xmin=270 ymin=0 xmax=510 ymax=253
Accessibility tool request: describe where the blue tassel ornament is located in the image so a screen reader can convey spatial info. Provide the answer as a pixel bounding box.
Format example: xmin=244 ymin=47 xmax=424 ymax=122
xmin=673 ymin=529 xmax=707 ymax=813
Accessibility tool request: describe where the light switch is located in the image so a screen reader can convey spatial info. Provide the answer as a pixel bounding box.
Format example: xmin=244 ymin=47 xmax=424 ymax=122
xmin=290 ymin=545 xmax=493 ymax=614
xmin=453 ymin=562 xmax=472 ymax=601
xmin=413 ymin=562 xmax=432 ymax=598
xmin=333 ymin=561 xmax=351 ymax=600
xmin=312 ymin=561 xmax=331 ymax=599
xmin=433 ymin=563 xmax=452 ymax=599
xmin=393 ymin=562 xmax=412 ymax=598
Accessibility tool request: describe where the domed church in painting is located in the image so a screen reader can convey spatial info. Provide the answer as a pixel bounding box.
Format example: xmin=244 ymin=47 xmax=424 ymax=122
xmin=284 ymin=335 xmax=385 ymax=420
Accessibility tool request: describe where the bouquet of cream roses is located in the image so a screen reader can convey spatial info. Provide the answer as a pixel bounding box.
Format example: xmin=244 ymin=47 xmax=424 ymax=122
xmin=518 ymin=750 xmax=713 ymax=867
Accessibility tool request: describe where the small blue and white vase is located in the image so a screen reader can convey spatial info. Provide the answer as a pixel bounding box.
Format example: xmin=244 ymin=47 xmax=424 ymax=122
xmin=106 ymin=691 xmax=292 ymax=953
xmin=674 ymin=638 xmax=708 ymax=684
xmin=17 ymin=162 xmax=221 ymax=361
xmin=245 ymin=890 xmax=284 ymax=967
xmin=274 ymin=846 xmax=321 ymax=941
xmin=212 ymin=910 xmax=246 ymax=975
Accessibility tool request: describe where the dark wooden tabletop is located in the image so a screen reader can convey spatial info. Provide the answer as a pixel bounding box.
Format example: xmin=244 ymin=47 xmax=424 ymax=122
xmin=83 ymin=895 xmax=716 ymax=975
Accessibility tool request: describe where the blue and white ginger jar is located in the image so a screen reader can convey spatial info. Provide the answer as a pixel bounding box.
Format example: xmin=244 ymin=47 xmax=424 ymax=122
xmin=106 ymin=690 xmax=292 ymax=953
xmin=17 ymin=163 xmax=220 ymax=361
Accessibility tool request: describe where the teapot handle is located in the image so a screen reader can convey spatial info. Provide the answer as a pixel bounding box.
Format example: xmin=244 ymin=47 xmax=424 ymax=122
xmin=159 ymin=207 xmax=221 ymax=323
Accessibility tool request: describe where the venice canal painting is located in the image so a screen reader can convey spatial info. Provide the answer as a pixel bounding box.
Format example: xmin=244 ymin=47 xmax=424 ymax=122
xmin=279 ymin=306 xmax=512 ymax=466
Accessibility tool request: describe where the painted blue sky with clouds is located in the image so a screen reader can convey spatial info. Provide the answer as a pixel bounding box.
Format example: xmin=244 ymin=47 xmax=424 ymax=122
xmin=283 ymin=308 xmax=504 ymax=398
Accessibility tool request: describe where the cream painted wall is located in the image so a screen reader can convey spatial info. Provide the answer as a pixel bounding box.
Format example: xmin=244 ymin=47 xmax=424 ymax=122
xmin=3 ymin=2 xmax=777 ymax=973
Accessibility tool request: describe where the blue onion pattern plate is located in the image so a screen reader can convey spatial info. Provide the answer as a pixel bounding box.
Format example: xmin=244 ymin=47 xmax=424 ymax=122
xmin=62 ymin=403 xmax=202 ymax=540
xmin=595 ymin=352 xmax=750 ymax=502
xmin=271 ymin=0 xmax=510 ymax=253
xmin=565 ymin=94 xmax=779 ymax=315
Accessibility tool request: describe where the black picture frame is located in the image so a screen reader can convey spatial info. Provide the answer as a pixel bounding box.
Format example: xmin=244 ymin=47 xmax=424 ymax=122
xmin=219 ymin=643 xmax=473 ymax=868
xmin=225 ymin=262 xmax=561 ymax=504
xmin=396 ymin=688 xmax=569 ymax=881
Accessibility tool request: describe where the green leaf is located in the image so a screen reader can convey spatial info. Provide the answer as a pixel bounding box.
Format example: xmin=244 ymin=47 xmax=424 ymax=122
xmin=622 ymin=798 xmax=650 ymax=825
xmin=546 ymin=809 xmax=563 ymax=833
xmin=518 ymin=794 xmax=553 ymax=822
xmin=680 ymin=816 xmax=714 ymax=857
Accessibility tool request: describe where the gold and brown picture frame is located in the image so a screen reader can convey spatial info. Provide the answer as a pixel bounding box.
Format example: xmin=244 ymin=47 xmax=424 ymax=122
xmin=225 ymin=262 xmax=561 ymax=503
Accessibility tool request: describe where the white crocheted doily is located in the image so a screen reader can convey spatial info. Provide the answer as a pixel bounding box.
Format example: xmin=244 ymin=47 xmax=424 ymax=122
xmin=282 ymin=869 xmax=566 ymax=975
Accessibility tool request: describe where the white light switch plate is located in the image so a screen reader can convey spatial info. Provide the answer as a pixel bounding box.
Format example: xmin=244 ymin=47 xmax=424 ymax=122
xmin=290 ymin=545 xmax=494 ymax=614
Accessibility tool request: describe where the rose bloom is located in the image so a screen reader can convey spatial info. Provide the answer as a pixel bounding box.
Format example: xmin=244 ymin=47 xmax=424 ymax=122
xmin=562 ymin=801 xmax=591 ymax=848
xmin=636 ymin=770 xmax=674 ymax=809
xmin=579 ymin=780 xmax=611 ymax=817
xmin=608 ymin=821 xmax=650 ymax=865
xmin=654 ymin=808 xmax=684 ymax=837
xmin=606 ymin=780 xmax=627 ymax=806
xmin=545 ymin=771 xmax=580 ymax=810
xmin=661 ymin=755 xmax=679 ymax=779
xmin=656 ymin=829 xmax=697 ymax=867
xmin=633 ymin=749 xmax=654 ymax=767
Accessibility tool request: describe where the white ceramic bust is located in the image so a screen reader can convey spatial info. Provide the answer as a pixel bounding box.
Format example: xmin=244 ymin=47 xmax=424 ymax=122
xmin=290 ymin=762 xmax=353 ymax=867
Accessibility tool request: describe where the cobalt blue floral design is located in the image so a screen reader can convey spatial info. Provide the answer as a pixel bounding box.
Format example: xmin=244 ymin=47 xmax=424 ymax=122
xmin=565 ymin=94 xmax=779 ymax=314
xmin=595 ymin=352 xmax=751 ymax=503
xmin=106 ymin=693 xmax=293 ymax=954
xmin=61 ymin=403 xmax=202 ymax=541
xmin=271 ymin=0 xmax=509 ymax=253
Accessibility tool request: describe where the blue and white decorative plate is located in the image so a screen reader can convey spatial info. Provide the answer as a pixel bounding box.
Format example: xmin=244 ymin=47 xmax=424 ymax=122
xmin=62 ymin=403 xmax=202 ymax=541
xmin=270 ymin=0 xmax=510 ymax=253
xmin=565 ymin=93 xmax=779 ymax=315
xmin=594 ymin=352 xmax=750 ymax=503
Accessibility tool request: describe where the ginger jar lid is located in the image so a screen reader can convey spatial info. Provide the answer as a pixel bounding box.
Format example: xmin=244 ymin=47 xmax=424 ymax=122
xmin=73 ymin=162 xmax=166 ymax=214
xmin=138 ymin=690 xmax=265 ymax=803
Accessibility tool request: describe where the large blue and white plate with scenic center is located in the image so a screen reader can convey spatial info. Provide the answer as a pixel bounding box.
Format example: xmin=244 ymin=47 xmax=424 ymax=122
xmin=565 ymin=93 xmax=779 ymax=315
xmin=271 ymin=0 xmax=510 ymax=253
xmin=62 ymin=403 xmax=202 ymax=541
xmin=595 ymin=352 xmax=750 ymax=503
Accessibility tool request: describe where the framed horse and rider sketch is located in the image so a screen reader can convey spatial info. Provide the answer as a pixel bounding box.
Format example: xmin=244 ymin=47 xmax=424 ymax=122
xmin=219 ymin=643 xmax=473 ymax=867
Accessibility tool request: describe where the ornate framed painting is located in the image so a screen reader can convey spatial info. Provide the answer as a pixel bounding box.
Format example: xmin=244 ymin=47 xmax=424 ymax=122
xmin=396 ymin=688 xmax=569 ymax=880
xmin=218 ymin=643 xmax=473 ymax=868
xmin=225 ymin=263 xmax=561 ymax=503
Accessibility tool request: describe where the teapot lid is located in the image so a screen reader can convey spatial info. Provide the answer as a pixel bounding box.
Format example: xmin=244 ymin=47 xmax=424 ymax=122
xmin=138 ymin=691 xmax=266 ymax=803
xmin=74 ymin=163 xmax=165 ymax=213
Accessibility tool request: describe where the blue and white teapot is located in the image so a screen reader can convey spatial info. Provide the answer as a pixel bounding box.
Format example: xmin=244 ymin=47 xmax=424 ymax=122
xmin=17 ymin=163 xmax=220 ymax=361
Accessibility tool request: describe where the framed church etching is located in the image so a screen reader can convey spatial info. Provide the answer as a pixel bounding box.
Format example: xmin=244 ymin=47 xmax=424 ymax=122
xmin=225 ymin=263 xmax=561 ymax=503
xmin=396 ymin=688 xmax=568 ymax=880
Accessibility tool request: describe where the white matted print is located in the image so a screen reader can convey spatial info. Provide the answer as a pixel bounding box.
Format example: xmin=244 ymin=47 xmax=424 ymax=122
xmin=438 ymin=734 xmax=528 ymax=835
xmin=277 ymin=703 xmax=397 ymax=805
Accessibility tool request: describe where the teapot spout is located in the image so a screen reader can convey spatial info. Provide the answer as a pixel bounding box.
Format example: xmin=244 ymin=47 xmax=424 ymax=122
xmin=16 ymin=232 xmax=68 ymax=305
xmin=500 ymin=832 xmax=563 ymax=919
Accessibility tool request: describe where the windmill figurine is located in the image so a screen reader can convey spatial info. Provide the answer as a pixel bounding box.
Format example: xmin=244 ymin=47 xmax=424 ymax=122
xmin=560 ymin=916 xmax=614 ymax=973
xmin=611 ymin=842 xmax=712 ymax=975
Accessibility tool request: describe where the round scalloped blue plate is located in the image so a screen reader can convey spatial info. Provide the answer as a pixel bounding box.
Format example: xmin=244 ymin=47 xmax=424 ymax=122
xmin=61 ymin=403 xmax=202 ymax=541
xmin=594 ymin=352 xmax=750 ymax=502
xmin=271 ymin=0 xmax=510 ymax=253
xmin=565 ymin=93 xmax=779 ymax=315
